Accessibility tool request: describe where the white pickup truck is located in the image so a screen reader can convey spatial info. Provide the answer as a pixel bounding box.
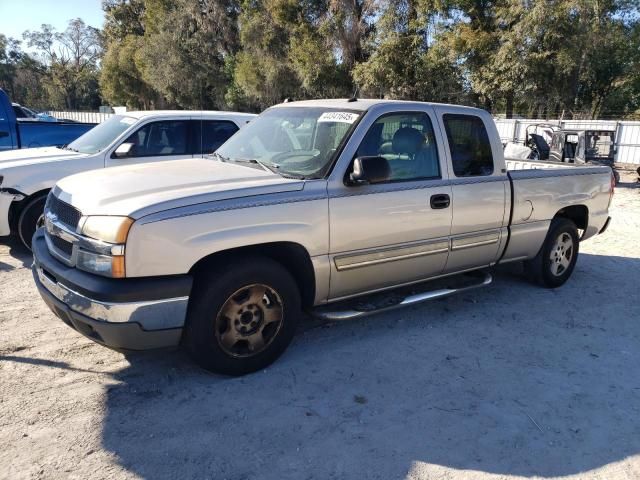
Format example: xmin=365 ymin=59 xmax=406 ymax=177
xmin=31 ymin=99 xmax=614 ymax=375
xmin=0 ymin=110 xmax=256 ymax=248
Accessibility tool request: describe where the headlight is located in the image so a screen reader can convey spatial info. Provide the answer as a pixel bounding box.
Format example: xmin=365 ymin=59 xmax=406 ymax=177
xmin=81 ymin=216 xmax=133 ymax=243
xmin=76 ymin=250 xmax=126 ymax=278
xmin=76 ymin=216 xmax=133 ymax=278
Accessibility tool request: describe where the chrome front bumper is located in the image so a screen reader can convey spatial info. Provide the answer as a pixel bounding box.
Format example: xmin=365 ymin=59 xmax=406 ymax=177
xmin=32 ymin=230 xmax=191 ymax=350
xmin=35 ymin=266 xmax=189 ymax=329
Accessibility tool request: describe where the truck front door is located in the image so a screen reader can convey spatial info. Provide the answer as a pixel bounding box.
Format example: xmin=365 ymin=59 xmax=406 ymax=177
xmin=327 ymin=107 xmax=453 ymax=300
xmin=106 ymin=119 xmax=193 ymax=166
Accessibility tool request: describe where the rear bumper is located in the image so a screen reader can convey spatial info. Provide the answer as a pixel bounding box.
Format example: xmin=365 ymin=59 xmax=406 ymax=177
xmin=32 ymin=229 xmax=192 ymax=350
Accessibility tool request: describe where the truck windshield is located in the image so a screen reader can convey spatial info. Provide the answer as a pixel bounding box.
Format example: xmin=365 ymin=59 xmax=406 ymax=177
xmin=215 ymin=107 xmax=361 ymax=178
xmin=66 ymin=115 xmax=137 ymax=154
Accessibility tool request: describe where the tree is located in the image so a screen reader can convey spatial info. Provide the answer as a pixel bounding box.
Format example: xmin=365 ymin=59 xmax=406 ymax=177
xmin=100 ymin=35 xmax=158 ymax=108
xmin=101 ymin=0 xmax=162 ymax=108
xmin=353 ymin=0 xmax=467 ymax=103
xmin=23 ymin=19 xmax=102 ymax=109
xmin=140 ymin=0 xmax=241 ymax=109
xmin=85 ymin=0 xmax=640 ymax=118
xmin=324 ymin=0 xmax=376 ymax=69
xmin=0 ymin=35 xmax=21 ymax=98
xmin=0 ymin=34 xmax=51 ymax=108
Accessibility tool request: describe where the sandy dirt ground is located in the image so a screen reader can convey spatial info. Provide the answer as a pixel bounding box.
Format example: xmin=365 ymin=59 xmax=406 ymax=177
xmin=1 ymin=171 xmax=639 ymax=480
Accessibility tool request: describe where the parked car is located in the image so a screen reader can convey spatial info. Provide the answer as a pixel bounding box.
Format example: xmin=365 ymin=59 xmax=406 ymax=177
xmin=0 ymin=108 xmax=256 ymax=248
xmin=12 ymin=102 xmax=58 ymax=122
xmin=0 ymin=90 xmax=96 ymax=153
xmin=504 ymin=123 xmax=620 ymax=183
xmin=32 ymin=99 xmax=614 ymax=376
xmin=522 ymin=123 xmax=556 ymax=160
xmin=550 ymin=129 xmax=620 ymax=183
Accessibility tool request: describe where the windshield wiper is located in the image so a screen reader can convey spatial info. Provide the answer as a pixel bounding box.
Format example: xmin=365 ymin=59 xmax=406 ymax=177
xmin=213 ymin=154 xmax=306 ymax=179
xmin=278 ymin=172 xmax=307 ymax=180
xmin=233 ymin=157 xmax=281 ymax=175
xmin=61 ymin=145 xmax=79 ymax=152
xmin=209 ymin=151 xmax=230 ymax=162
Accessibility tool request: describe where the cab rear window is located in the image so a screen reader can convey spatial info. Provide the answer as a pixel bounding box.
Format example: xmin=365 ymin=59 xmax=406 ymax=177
xmin=443 ymin=114 xmax=494 ymax=177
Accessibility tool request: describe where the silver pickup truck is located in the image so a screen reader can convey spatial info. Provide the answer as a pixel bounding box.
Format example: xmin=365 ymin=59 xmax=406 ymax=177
xmin=31 ymin=99 xmax=614 ymax=375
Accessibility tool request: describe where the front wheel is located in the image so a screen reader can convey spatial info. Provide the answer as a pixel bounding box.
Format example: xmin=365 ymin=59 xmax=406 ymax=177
xmin=185 ymin=257 xmax=301 ymax=376
xmin=524 ymin=218 xmax=579 ymax=288
xmin=17 ymin=195 xmax=47 ymax=250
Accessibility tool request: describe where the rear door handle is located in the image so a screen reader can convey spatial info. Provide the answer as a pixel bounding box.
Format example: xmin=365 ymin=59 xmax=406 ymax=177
xmin=0 ymin=131 xmax=8 ymax=138
xmin=430 ymin=194 xmax=450 ymax=209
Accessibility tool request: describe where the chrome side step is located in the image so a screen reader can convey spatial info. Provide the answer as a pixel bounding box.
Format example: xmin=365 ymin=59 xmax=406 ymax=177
xmin=312 ymin=271 xmax=493 ymax=321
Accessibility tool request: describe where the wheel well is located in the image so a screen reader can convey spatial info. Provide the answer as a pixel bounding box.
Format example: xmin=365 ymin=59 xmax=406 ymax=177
xmin=8 ymin=188 xmax=50 ymax=233
xmin=554 ymin=205 xmax=588 ymax=230
xmin=189 ymin=242 xmax=316 ymax=308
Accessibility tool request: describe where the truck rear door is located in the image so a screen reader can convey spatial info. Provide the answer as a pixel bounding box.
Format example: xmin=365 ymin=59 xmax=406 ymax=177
xmin=434 ymin=108 xmax=508 ymax=273
xmin=327 ymin=106 xmax=453 ymax=299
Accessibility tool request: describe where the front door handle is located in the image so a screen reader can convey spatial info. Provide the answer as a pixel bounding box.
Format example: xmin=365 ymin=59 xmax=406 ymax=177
xmin=0 ymin=131 xmax=8 ymax=138
xmin=430 ymin=194 xmax=450 ymax=209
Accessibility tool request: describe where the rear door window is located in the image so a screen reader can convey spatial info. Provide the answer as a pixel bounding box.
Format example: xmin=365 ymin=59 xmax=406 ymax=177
xmin=443 ymin=114 xmax=494 ymax=177
xmin=192 ymin=120 xmax=239 ymax=154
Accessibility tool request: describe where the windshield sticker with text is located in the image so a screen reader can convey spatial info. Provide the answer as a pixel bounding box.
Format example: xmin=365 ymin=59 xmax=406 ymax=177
xmin=318 ymin=112 xmax=359 ymax=124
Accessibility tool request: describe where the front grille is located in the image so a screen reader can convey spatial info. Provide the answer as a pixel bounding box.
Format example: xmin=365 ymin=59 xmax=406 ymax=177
xmin=49 ymin=233 xmax=73 ymax=256
xmin=47 ymin=195 xmax=81 ymax=230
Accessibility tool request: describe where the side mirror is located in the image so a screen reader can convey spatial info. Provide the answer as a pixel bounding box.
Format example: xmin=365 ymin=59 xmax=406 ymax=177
xmin=113 ymin=142 xmax=134 ymax=159
xmin=349 ymin=156 xmax=391 ymax=185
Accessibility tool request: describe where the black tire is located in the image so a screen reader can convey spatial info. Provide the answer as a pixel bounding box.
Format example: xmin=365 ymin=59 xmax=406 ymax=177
xmin=524 ymin=218 xmax=580 ymax=288
xmin=17 ymin=195 xmax=47 ymax=250
xmin=184 ymin=256 xmax=301 ymax=376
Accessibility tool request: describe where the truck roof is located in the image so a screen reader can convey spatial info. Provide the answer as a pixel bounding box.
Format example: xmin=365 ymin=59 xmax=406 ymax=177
xmin=271 ymin=98 xmax=488 ymax=113
xmin=122 ymin=110 xmax=257 ymax=120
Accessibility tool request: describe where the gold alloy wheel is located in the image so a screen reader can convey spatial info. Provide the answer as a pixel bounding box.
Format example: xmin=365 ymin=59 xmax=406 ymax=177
xmin=549 ymin=231 xmax=574 ymax=276
xmin=215 ymin=283 xmax=284 ymax=358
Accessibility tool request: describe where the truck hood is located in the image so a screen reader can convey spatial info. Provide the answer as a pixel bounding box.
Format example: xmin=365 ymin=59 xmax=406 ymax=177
xmin=55 ymin=158 xmax=305 ymax=218
xmin=0 ymin=146 xmax=85 ymax=169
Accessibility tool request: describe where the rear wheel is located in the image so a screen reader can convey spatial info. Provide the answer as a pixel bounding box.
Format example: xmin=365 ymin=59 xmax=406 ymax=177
xmin=17 ymin=195 xmax=47 ymax=250
xmin=185 ymin=257 xmax=301 ymax=376
xmin=524 ymin=218 xmax=579 ymax=288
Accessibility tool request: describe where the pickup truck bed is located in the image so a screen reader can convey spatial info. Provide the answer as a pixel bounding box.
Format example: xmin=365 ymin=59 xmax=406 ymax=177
xmin=502 ymin=159 xmax=612 ymax=264
xmin=0 ymin=90 xmax=95 ymax=151
xmin=11 ymin=119 xmax=96 ymax=149
xmin=31 ymin=98 xmax=614 ymax=375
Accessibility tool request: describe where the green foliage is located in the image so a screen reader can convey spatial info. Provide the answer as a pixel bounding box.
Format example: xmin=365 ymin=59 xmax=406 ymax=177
xmin=438 ymin=0 xmax=640 ymax=118
xmin=353 ymin=0 xmax=467 ymax=103
xmin=1 ymin=0 xmax=639 ymax=118
xmin=100 ymin=35 xmax=157 ymax=108
xmin=140 ymin=0 xmax=239 ymax=109
xmin=0 ymin=19 xmax=102 ymax=110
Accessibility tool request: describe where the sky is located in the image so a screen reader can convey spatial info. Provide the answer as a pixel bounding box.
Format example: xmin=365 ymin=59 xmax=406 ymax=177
xmin=0 ymin=0 xmax=105 ymax=41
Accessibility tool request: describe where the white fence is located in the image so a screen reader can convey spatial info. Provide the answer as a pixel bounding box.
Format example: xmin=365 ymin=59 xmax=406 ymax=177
xmin=45 ymin=110 xmax=113 ymax=124
xmin=494 ymin=118 xmax=640 ymax=165
xmin=44 ymin=110 xmax=640 ymax=165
